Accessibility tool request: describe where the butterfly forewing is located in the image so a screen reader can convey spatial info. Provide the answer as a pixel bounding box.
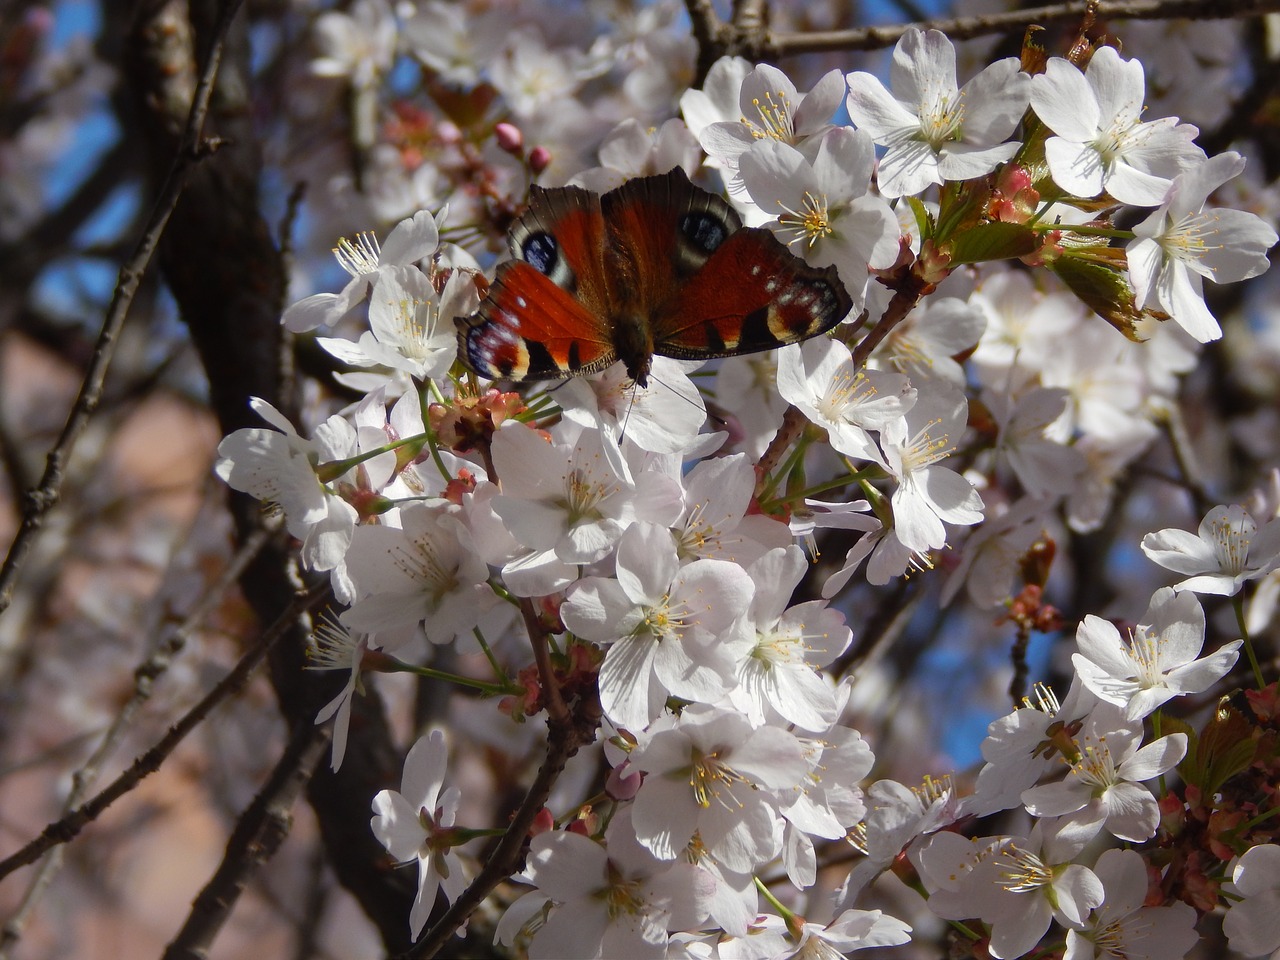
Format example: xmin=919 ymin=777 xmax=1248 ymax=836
xmin=457 ymin=182 xmax=618 ymax=380
xmin=508 ymin=184 xmax=611 ymax=311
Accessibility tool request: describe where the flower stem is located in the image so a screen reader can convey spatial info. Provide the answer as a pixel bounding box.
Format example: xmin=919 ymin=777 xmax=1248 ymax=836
xmin=1232 ymin=593 xmax=1266 ymax=689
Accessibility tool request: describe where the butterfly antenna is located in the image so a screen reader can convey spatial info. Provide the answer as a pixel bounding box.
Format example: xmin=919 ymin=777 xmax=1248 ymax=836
xmin=617 ymin=380 xmax=638 ymax=446
xmin=647 ymin=371 xmax=705 ymax=414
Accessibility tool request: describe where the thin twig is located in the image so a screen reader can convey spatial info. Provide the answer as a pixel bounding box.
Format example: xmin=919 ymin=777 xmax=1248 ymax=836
xmin=768 ymin=0 xmax=1280 ymax=55
xmin=755 ymin=282 xmax=929 ymax=491
xmin=400 ymin=687 xmax=602 ymax=959
xmin=0 ymin=581 xmax=328 ymax=884
xmin=0 ymin=0 xmax=246 ymax=617
xmin=1160 ymin=401 xmax=1214 ymax=511
xmin=0 ymin=521 xmax=272 ymax=959
xmin=162 ymin=720 xmax=331 ymax=960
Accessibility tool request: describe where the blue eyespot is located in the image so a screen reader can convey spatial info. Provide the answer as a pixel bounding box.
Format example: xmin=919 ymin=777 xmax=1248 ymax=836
xmin=680 ymin=212 xmax=728 ymax=254
xmin=522 ymin=232 xmax=559 ymax=275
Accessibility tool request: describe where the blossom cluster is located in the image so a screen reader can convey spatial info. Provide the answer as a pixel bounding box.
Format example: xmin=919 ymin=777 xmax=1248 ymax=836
xmin=215 ymin=18 xmax=1280 ymax=960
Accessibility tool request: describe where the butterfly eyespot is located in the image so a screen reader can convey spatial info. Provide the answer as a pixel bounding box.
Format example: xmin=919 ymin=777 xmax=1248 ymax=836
xmin=521 ymin=233 xmax=559 ymax=273
xmin=518 ymin=231 xmax=578 ymax=291
xmin=679 ymin=212 xmax=730 ymax=255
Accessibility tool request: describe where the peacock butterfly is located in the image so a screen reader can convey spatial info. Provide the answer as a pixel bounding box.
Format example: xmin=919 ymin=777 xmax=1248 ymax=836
xmin=455 ymin=167 xmax=853 ymax=388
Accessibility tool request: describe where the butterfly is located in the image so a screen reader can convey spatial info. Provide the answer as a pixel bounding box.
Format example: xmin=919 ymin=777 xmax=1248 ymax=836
xmin=455 ymin=167 xmax=853 ymax=388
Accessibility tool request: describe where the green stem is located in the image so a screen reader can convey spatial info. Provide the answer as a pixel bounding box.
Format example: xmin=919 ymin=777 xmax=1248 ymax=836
xmin=1232 ymin=593 xmax=1266 ymax=689
xmin=1241 ymin=805 xmax=1280 ymax=832
xmin=1152 ymin=709 xmax=1169 ymax=796
xmin=314 ymin=431 xmax=430 ymax=482
xmin=760 ymin=438 xmax=808 ymax=502
xmin=380 ymin=654 xmax=515 ymax=697
xmin=753 ymin=876 xmax=795 ymax=923
xmin=473 ymin=626 xmax=509 ymax=686
xmin=777 ymin=471 xmax=866 ymax=503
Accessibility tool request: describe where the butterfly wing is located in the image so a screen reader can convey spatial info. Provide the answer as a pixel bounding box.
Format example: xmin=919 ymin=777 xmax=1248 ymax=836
xmin=599 ymin=167 xmax=749 ymax=383
xmin=456 ymin=183 xmax=618 ymax=380
xmin=652 ymin=226 xmax=853 ymax=360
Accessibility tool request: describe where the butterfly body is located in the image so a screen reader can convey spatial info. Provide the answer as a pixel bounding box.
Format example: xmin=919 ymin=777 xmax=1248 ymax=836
xmin=456 ymin=167 xmax=853 ymax=387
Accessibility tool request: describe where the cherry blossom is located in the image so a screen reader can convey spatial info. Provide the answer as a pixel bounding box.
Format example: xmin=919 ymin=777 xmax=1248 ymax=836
xmin=965 ymin=679 xmax=1100 ymax=817
xmin=558 ymin=357 xmax=708 ymax=457
xmin=490 ymin=423 xmax=637 ymax=567
xmin=738 ymin=127 xmax=900 ymax=303
xmin=696 ymin=62 xmax=845 ymax=197
xmin=778 ymin=715 xmax=873 ymax=889
xmin=877 ymin=294 xmax=986 ymax=387
xmin=777 ymin=336 xmax=916 ymax=462
xmin=839 ymin=776 xmax=961 ymax=906
xmin=665 ymin=453 xmax=791 ymax=567
xmin=370 ymin=730 xmax=468 ymax=940
xmin=213 ymin=398 xmax=359 ymax=572
xmin=845 ymin=27 xmax=1030 ymax=198
xmin=1020 ymin=704 xmax=1187 ymax=842
xmin=941 ymin=495 xmax=1054 ymax=609
xmin=1072 ymin=586 xmax=1241 ymax=720
xmin=282 ymin=209 xmax=443 ymax=332
xmin=984 ymin=385 xmax=1084 ymax=497
xmin=514 ymin=822 xmax=714 ymax=960
xmin=306 ymin=614 xmax=373 ymax=771
xmin=917 ymin=819 xmax=1103 ymax=960
xmin=878 ymin=381 xmax=985 ymax=553
xmin=1127 ymin=151 xmax=1278 ymax=341
xmin=770 ymin=908 xmax=912 ymax=958
xmin=1222 ymin=844 xmax=1280 ymax=959
xmin=317 ymin=265 xmax=471 ymax=384
xmin=726 ymin=546 xmax=853 ymax=729
xmin=1064 ymin=849 xmax=1198 ymax=960
xmin=1141 ymin=503 xmax=1280 ymax=596
xmin=1029 ymin=46 xmax=1204 ymax=205
xmin=341 ymin=503 xmax=498 ymax=649
xmin=628 ymin=703 xmax=808 ymax=871
xmin=560 ymin=522 xmax=751 ymax=731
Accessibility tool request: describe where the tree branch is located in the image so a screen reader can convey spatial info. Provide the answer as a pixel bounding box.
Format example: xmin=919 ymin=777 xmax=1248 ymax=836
xmin=161 ymin=719 xmax=331 ymax=960
xmin=0 ymin=0 xmax=245 ymax=617
xmin=0 ymin=521 xmax=273 ymax=959
xmin=768 ymin=0 xmax=1280 ymax=56
xmin=0 ymin=582 xmax=328 ymax=884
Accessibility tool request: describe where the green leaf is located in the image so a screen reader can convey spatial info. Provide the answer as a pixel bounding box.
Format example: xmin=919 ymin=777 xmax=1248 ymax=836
xmin=1050 ymin=250 xmax=1165 ymax=342
xmin=1179 ymin=702 xmax=1257 ymax=795
xmin=947 ymin=222 xmax=1039 ymax=265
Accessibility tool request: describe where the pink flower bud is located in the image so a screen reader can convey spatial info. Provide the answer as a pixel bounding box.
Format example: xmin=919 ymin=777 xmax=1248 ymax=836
xmin=605 ymin=763 xmax=642 ymax=801
xmin=528 ymin=146 xmax=551 ymax=175
xmin=494 ymin=122 xmax=523 ymax=154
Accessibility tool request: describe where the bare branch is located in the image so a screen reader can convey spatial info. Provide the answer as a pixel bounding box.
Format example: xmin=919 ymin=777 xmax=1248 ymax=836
xmin=769 ymin=0 xmax=1280 ymax=56
xmin=161 ymin=720 xmax=331 ymax=960
xmin=0 ymin=521 xmax=273 ymax=959
xmin=0 ymin=581 xmax=328 ymax=884
xmin=0 ymin=0 xmax=246 ymax=617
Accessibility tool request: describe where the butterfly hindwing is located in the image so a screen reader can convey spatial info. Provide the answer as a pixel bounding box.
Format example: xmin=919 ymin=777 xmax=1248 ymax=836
xmin=653 ymin=227 xmax=853 ymax=358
